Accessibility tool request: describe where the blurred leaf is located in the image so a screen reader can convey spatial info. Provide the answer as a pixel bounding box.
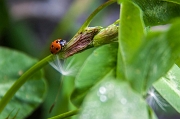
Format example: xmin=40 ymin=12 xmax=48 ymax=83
xmin=158 ymin=9 xmax=180 ymax=68
xmin=132 ymin=0 xmax=180 ymax=26
xmin=126 ymin=31 xmax=174 ymax=92
xmin=117 ymin=1 xmax=145 ymax=79
xmin=0 ymin=47 xmax=47 ymax=119
xmin=117 ymin=1 xmax=180 ymax=93
xmin=153 ymin=64 xmax=180 ymax=113
xmin=166 ymin=18 xmax=180 ymax=57
xmin=78 ymin=70 xmax=156 ymax=119
xmin=71 ymin=43 xmax=117 ymax=107
xmin=125 ymin=18 xmax=180 ymax=93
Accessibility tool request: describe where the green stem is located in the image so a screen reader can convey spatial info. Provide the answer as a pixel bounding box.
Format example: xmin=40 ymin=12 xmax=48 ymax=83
xmin=48 ymin=109 xmax=79 ymax=119
xmin=65 ymin=0 xmax=117 ymax=56
xmin=77 ymin=0 xmax=116 ymax=33
xmin=0 ymin=54 xmax=53 ymax=113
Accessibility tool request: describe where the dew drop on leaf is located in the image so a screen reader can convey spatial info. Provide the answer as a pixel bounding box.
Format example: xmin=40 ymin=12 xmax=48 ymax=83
xmin=99 ymin=86 xmax=106 ymax=94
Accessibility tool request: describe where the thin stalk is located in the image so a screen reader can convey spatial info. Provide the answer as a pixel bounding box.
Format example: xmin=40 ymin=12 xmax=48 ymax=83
xmin=78 ymin=0 xmax=116 ymax=33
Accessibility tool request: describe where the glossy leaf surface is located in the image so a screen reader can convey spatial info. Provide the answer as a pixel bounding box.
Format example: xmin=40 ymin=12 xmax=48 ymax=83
xmin=78 ymin=70 xmax=156 ymax=119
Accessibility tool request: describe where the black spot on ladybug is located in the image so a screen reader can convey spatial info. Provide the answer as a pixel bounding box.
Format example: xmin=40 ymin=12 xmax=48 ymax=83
xmin=56 ymin=40 xmax=58 ymax=43
xmin=51 ymin=45 xmax=54 ymax=48
xmin=51 ymin=51 xmax=53 ymax=53
xmin=56 ymin=48 xmax=59 ymax=50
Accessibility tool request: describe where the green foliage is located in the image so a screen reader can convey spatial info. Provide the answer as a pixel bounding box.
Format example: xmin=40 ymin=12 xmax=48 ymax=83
xmin=70 ymin=1 xmax=180 ymax=119
xmin=0 ymin=47 xmax=47 ymax=119
xmin=1 ymin=0 xmax=180 ymax=119
xmin=117 ymin=1 xmax=145 ymax=83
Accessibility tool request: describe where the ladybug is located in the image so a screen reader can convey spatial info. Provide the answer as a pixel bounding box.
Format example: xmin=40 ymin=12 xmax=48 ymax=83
xmin=50 ymin=39 xmax=66 ymax=54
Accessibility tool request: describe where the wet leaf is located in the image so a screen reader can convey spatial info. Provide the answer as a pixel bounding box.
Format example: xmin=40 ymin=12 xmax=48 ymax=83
xmin=78 ymin=70 xmax=156 ymax=119
xmin=0 ymin=47 xmax=47 ymax=119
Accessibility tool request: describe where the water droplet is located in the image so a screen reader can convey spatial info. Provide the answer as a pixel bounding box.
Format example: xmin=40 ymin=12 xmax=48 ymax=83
xmin=121 ymin=98 xmax=127 ymax=105
xmin=100 ymin=95 xmax=107 ymax=102
xmin=99 ymin=86 xmax=106 ymax=94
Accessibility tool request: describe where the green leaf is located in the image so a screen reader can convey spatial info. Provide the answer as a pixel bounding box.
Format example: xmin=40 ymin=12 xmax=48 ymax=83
xmin=153 ymin=64 xmax=180 ymax=113
xmin=127 ymin=31 xmax=174 ymax=92
xmin=71 ymin=43 xmax=118 ymax=107
xmin=117 ymin=0 xmax=180 ymax=94
xmin=166 ymin=18 xmax=180 ymax=57
xmin=117 ymin=1 xmax=145 ymax=79
xmin=125 ymin=18 xmax=180 ymax=93
xmin=78 ymin=70 xmax=156 ymax=119
xmin=132 ymin=0 xmax=180 ymax=26
xmin=0 ymin=47 xmax=47 ymax=119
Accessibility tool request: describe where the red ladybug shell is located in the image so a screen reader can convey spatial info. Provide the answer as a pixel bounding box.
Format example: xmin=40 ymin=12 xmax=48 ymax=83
xmin=50 ymin=39 xmax=62 ymax=54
